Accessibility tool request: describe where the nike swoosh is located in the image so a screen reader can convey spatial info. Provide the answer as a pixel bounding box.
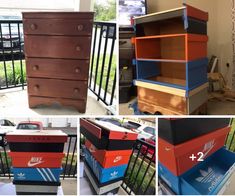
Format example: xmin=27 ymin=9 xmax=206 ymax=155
xmin=202 ymin=144 xmax=215 ymax=158
xmin=113 ymin=156 xmax=122 ymax=163
xmin=27 ymin=161 xmax=44 ymax=167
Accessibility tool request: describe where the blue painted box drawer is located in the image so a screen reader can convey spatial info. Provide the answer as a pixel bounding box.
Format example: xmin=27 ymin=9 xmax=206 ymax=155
xmin=159 ymin=148 xmax=235 ymax=195
xmin=135 ymin=58 xmax=208 ymax=93
xmin=84 ymin=147 xmax=127 ymax=183
xmin=12 ymin=167 xmax=62 ymax=182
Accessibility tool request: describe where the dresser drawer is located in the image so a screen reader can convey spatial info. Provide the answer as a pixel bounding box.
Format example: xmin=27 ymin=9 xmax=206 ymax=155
xmin=24 ymin=35 xmax=92 ymax=59
xmin=23 ymin=19 xmax=93 ymax=36
xmin=28 ymin=78 xmax=87 ymax=100
xmin=26 ymin=58 xmax=89 ymax=80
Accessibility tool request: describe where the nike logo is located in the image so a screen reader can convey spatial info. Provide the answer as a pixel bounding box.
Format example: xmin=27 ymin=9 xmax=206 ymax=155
xmin=27 ymin=157 xmax=44 ymax=167
xmin=202 ymin=142 xmax=216 ymax=159
xmin=113 ymin=156 xmax=122 ymax=163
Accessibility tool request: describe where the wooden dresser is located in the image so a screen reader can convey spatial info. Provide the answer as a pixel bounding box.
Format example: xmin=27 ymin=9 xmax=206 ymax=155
xmin=23 ymin=12 xmax=94 ymax=113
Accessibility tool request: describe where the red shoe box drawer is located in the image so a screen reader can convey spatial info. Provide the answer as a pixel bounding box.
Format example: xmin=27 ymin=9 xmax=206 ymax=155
xmin=80 ymin=118 xmax=138 ymax=150
xmin=158 ymin=118 xmax=230 ymax=145
xmin=9 ymin=152 xmax=65 ymax=168
xmin=6 ymin=130 xmax=68 ymax=143
xmin=85 ymin=139 xmax=132 ymax=168
xmin=6 ymin=130 xmax=68 ymax=152
xmin=158 ymin=126 xmax=230 ymax=176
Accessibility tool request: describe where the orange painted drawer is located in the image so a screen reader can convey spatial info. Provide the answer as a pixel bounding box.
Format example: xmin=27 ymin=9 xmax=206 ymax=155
xmin=9 ymin=152 xmax=65 ymax=168
xmin=158 ymin=126 xmax=230 ymax=176
xmin=85 ymin=139 xmax=132 ymax=168
xmin=135 ymin=34 xmax=208 ymax=61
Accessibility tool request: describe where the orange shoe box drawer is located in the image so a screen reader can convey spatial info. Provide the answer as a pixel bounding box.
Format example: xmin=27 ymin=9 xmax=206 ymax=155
xmin=158 ymin=126 xmax=230 ymax=176
xmin=9 ymin=152 xmax=65 ymax=168
xmin=85 ymin=139 xmax=132 ymax=168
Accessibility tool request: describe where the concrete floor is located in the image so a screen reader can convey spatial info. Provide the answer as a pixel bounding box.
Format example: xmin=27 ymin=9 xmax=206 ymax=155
xmin=119 ymin=98 xmax=235 ymax=115
xmin=0 ymin=178 xmax=77 ymax=195
xmin=0 ymin=88 xmax=107 ymax=116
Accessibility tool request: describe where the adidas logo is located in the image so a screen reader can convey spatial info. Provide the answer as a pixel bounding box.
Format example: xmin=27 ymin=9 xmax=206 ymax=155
xmin=195 ymin=167 xmax=213 ymax=183
xmin=17 ymin=173 xmax=25 ymax=179
xmin=110 ymin=171 xmax=118 ymax=178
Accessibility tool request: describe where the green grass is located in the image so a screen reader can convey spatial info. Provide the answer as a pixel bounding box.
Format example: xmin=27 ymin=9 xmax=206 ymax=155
xmin=91 ymin=54 xmax=116 ymax=94
xmin=226 ymin=119 xmax=235 ymax=151
xmin=124 ymin=155 xmax=156 ymax=194
xmin=0 ymin=60 xmax=26 ymax=86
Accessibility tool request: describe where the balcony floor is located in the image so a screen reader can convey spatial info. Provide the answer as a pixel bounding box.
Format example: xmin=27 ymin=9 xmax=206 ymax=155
xmin=0 ymin=179 xmax=77 ymax=195
xmin=0 ymin=88 xmax=107 ymax=116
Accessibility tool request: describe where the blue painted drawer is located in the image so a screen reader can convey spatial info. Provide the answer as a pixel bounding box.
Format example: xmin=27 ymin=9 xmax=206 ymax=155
xmin=159 ymin=148 xmax=235 ymax=195
xmin=135 ymin=58 xmax=208 ymax=92
xmin=12 ymin=167 xmax=62 ymax=182
xmin=84 ymin=147 xmax=127 ymax=183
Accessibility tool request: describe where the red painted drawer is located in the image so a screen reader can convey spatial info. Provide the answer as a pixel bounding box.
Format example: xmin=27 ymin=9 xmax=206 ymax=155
xmin=9 ymin=152 xmax=64 ymax=168
xmin=158 ymin=126 xmax=230 ymax=176
xmin=6 ymin=130 xmax=67 ymax=143
xmin=85 ymin=139 xmax=132 ymax=168
xmin=80 ymin=119 xmax=138 ymax=140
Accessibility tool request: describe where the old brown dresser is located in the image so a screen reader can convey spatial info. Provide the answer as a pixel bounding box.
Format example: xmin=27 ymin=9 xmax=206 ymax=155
xmin=23 ymin=12 xmax=94 ymax=113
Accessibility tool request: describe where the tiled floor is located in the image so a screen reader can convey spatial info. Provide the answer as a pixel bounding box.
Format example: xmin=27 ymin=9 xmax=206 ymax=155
xmin=0 ymin=88 xmax=107 ymax=116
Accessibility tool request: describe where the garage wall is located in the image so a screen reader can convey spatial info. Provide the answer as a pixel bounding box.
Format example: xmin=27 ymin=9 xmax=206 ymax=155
xmin=146 ymin=0 xmax=233 ymax=89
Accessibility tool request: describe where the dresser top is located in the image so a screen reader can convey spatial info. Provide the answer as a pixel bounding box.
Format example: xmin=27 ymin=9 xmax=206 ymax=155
xmin=22 ymin=12 xmax=94 ymax=19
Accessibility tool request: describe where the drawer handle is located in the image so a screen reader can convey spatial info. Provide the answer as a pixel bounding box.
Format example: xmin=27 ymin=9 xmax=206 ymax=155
xmin=34 ymin=85 xmax=39 ymax=91
xmin=75 ymin=67 xmax=81 ymax=73
xmin=33 ymin=65 xmax=39 ymax=71
xmin=74 ymin=88 xmax=80 ymax=93
xmin=76 ymin=46 xmax=81 ymax=51
xmin=77 ymin=25 xmax=84 ymax=31
xmin=30 ymin=23 xmax=37 ymax=30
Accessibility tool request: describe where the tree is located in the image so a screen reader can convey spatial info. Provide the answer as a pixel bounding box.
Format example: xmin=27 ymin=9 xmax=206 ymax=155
xmin=94 ymin=0 xmax=116 ymax=21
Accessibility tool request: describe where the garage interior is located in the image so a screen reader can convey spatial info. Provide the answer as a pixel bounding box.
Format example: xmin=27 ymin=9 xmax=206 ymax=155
xmin=119 ymin=0 xmax=235 ymax=115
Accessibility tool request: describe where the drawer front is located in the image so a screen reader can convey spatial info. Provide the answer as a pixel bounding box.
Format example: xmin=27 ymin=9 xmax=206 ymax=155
xmin=138 ymin=87 xmax=187 ymax=114
xmin=24 ymin=35 xmax=92 ymax=59
xmin=80 ymin=118 xmax=102 ymax=139
xmin=28 ymin=78 xmax=87 ymax=100
xmin=26 ymin=58 xmax=89 ymax=80
xmin=23 ymin=19 xmax=93 ymax=36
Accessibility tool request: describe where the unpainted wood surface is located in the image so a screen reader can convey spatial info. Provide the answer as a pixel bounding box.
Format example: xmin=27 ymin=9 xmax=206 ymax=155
xmin=137 ymin=86 xmax=187 ymax=113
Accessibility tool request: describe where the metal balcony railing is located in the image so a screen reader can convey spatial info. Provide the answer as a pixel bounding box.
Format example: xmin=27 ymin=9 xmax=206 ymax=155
xmin=0 ymin=20 xmax=116 ymax=107
xmin=121 ymin=139 xmax=156 ymax=195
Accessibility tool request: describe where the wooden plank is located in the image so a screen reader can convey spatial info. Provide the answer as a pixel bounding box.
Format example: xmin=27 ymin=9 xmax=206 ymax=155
xmin=137 ymin=86 xmax=187 ymax=114
xmin=135 ymin=33 xmax=186 ymax=40
xmin=152 ymin=76 xmax=186 ymax=86
xmin=160 ymin=62 xmax=186 ymax=80
xmin=134 ymin=7 xmax=185 ymax=24
xmin=188 ymin=87 xmax=208 ymax=113
xmin=135 ymin=80 xmax=186 ymax=97
xmin=188 ymin=83 xmax=208 ymax=96
xmin=138 ymin=100 xmax=185 ymax=115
